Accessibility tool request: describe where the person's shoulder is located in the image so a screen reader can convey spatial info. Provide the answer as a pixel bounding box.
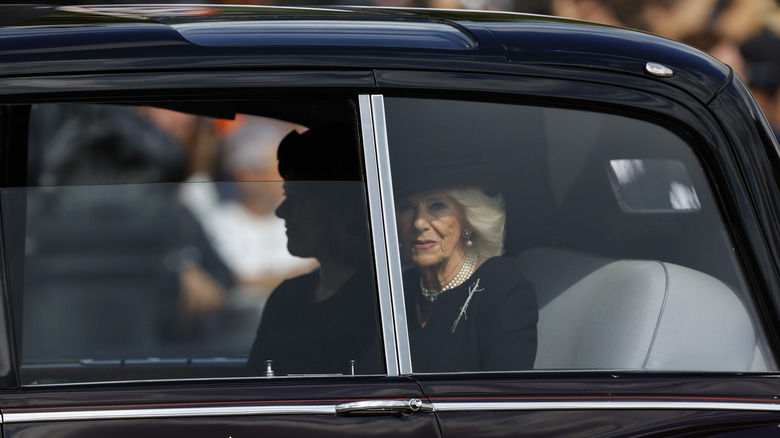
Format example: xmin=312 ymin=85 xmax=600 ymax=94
xmin=470 ymin=256 xmax=537 ymax=312
xmin=476 ymin=256 xmax=527 ymax=280
xmin=265 ymin=270 xmax=319 ymax=306
xmin=478 ymin=256 xmax=516 ymax=270
xmin=473 ymin=256 xmax=533 ymax=294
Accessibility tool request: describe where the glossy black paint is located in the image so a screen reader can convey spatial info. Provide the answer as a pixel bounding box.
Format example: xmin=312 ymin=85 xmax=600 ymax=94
xmin=1 ymin=376 xmax=418 ymax=406
xmin=417 ymin=374 xmax=780 ymax=437
xmin=435 ymin=410 xmax=780 ymax=437
xmin=0 ymin=4 xmax=729 ymax=104
xmin=415 ymin=373 xmax=780 ymax=399
xmin=707 ymin=75 xmax=780 ymax=357
xmin=1 ymin=377 xmax=439 ymax=438
xmin=0 ymin=70 xmax=377 ymax=98
xmin=5 ymin=415 xmax=440 ymax=438
xmin=2 ymin=4 xmax=780 ymax=438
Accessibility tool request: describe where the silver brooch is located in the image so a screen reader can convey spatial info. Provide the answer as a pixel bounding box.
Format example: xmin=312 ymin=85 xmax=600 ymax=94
xmin=451 ymin=278 xmax=483 ymax=333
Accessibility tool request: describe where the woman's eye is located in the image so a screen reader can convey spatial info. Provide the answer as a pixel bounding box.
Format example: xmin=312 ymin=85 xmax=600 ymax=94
xmin=430 ymin=202 xmax=447 ymax=211
xmin=398 ymin=203 xmax=413 ymax=213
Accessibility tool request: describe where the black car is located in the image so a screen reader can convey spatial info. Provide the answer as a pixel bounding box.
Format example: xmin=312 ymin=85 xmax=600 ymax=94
xmin=1 ymin=4 xmax=780 ymax=437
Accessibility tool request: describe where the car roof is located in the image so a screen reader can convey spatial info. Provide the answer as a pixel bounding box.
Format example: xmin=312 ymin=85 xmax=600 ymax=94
xmin=0 ymin=4 xmax=731 ymax=102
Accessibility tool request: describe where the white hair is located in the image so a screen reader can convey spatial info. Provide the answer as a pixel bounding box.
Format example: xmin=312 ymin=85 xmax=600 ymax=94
xmin=444 ymin=186 xmax=506 ymax=260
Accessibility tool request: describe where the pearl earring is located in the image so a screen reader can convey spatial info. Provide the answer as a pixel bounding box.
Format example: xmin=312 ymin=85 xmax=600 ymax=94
xmin=462 ymin=227 xmax=474 ymax=247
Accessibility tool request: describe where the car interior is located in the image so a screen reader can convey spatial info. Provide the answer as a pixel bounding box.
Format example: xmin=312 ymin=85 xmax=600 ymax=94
xmin=383 ymin=97 xmax=772 ymax=372
xmin=1 ymin=94 xmax=773 ymax=385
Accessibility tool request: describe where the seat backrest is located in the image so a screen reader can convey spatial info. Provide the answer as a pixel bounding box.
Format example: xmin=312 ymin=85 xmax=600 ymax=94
xmin=517 ymin=247 xmax=764 ymax=371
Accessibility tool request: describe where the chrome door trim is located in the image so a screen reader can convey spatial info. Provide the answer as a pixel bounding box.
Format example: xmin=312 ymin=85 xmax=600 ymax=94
xmin=9 ymin=400 xmax=780 ymax=423
xmin=3 ymin=405 xmax=336 ymax=423
xmin=432 ymin=400 xmax=780 ymax=412
xmin=359 ymin=94 xmax=400 ymax=376
xmin=366 ymin=94 xmax=413 ymax=375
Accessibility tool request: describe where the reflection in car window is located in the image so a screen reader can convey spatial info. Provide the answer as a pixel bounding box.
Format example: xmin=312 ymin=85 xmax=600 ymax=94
xmin=8 ymin=101 xmax=384 ymax=384
xmin=385 ymin=97 xmax=774 ymax=373
xmin=607 ymin=159 xmax=702 ymax=212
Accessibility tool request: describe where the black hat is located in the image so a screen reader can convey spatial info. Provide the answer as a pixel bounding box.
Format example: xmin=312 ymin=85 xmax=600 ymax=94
xmin=390 ymin=129 xmax=501 ymax=198
xmin=277 ymin=125 xmax=361 ymax=181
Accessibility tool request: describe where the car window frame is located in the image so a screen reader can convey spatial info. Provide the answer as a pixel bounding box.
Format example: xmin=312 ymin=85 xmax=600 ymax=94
xmin=0 ymin=90 xmax=402 ymax=388
xmin=0 ymin=71 xmax=778 ymax=385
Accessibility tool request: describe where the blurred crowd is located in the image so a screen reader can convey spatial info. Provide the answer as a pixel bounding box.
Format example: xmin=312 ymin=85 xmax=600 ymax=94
xmin=540 ymin=0 xmax=780 ymax=139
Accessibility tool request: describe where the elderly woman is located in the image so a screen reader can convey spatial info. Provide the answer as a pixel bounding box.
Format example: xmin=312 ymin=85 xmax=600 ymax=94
xmin=396 ymin=171 xmax=538 ymax=373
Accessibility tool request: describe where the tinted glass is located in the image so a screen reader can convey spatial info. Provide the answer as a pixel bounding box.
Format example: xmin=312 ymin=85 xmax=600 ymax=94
xmin=608 ymin=159 xmax=701 ymax=212
xmin=384 ymin=97 xmax=773 ymax=373
xmin=9 ymin=102 xmax=384 ymax=384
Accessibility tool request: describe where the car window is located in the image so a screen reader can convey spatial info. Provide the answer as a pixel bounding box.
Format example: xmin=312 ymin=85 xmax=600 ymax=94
xmin=7 ymin=101 xmax=385 ymax=384
xmin=384 ymin=97 xmax=774 ymax=373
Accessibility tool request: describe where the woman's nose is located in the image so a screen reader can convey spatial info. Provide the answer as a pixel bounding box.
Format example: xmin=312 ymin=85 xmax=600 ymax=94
xmin=275 ymin=198 xmax=289 ymax=219
xmin=414 ymin=215 xmax=430 ymax=231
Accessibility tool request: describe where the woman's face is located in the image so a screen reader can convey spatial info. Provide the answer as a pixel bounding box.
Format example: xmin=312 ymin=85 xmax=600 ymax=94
xmin=397 ymin=190 xmax=467 ymax=269
xmin=275 ymin=182 xmax=329 ymax=259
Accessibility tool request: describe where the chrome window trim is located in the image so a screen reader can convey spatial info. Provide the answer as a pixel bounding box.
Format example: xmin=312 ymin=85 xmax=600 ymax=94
xmin=18 ymin=373 xmax=387 ymax=389
xmin=359 ymin=94 xmax=400 ymax=376
xmin=367 ymin=94 xmax=413 ymax=375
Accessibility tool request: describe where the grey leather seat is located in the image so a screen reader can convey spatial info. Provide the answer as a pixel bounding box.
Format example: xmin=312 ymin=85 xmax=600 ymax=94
xmin=517 ymin=247 xmax=768 ymax=371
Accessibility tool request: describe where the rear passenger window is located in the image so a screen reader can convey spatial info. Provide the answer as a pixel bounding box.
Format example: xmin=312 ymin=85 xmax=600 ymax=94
xmin=8 ymin=100 xmax=384 ymax=384
xmin=383 ymin=97 xmax=774 ymax=373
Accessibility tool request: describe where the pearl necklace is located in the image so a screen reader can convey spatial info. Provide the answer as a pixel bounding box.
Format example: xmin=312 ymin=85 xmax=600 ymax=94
xmin=420 ymin=251 xmax=477 ymax=303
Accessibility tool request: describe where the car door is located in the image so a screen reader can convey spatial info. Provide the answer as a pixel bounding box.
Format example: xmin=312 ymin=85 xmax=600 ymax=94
xmin=371 ymin=67 xmax=780 ymax=436
xmin=0 ymin=78 xmax=441 ymax=437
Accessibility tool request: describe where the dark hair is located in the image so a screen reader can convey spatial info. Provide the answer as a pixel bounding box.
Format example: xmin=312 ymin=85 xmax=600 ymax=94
xmin=277 ymin=125 xmax=362 ymax=181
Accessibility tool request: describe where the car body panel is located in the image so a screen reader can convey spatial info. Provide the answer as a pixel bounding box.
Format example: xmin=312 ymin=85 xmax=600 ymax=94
xmin=1 ymin=378 xmax=439 ymax=438
xmin=2 ymin=4 xmax=780 ymax=437
xmin=706 ymin=76 xmax=780 ymax=352
xmin=418 ymin=374 xmax=780 ymax=436
xmin=0 ymin=4 xmax=729 ymax=105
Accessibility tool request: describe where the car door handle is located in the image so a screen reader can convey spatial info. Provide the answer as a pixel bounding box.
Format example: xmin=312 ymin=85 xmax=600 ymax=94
xmin=335 ymin=398 xmax=434 ymax=416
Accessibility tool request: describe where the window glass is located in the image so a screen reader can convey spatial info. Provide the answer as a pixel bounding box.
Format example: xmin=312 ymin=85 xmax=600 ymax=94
xmin=9 ymin=101 xmax=384 ymax=384
xmin=608 ymin=159 xmax=701 ymax=213
xmin=384 ymin=97 xmax=773 ymax=373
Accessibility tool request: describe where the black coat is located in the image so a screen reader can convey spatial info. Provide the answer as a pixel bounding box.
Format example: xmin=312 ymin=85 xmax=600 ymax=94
xmin=404 ymin=256 xmax=538 ymax=373
xmin=248 ymin=268 xmax=383 ymax=376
